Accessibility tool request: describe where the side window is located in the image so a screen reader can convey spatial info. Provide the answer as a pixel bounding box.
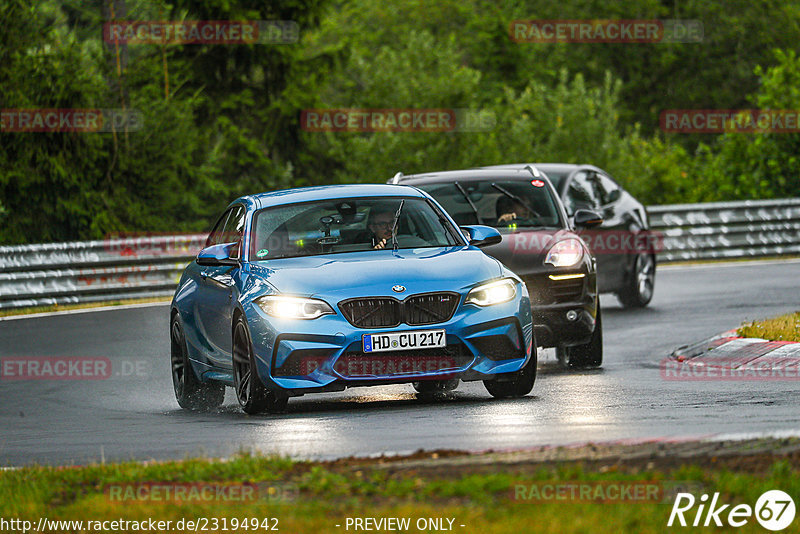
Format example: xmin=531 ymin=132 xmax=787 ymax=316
xmin=206 ymin=205 xmax=245 ymax=252
xmin=206 ymin=209 xmax=232 ymax=247
xmin=564 ymin=171 xmax=599 ymax=215
xmin=220 ymin=206 xmax=245 ymax=258
xmin=592 ymin=172 xmax=621 ymax=205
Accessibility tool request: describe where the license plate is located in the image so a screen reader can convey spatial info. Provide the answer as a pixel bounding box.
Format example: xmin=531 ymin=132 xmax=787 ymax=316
xmin=363 ymin=329 xmax=446 ymax=353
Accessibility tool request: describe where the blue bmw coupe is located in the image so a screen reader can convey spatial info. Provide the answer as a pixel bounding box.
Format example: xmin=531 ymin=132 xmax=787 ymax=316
xmin=170 ymin=184 xmax=535 ymax=414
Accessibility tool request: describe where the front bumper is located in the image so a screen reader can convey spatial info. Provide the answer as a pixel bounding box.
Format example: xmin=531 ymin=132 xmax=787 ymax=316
xmin=244 ymin=292 xmax=533 ymax=395
xmin=523 ymin=270 xmax=598 ymax=348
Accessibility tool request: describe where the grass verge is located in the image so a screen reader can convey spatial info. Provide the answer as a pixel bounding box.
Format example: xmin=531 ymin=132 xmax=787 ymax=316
xmin=1 ymin=446 xmax=798 ymax=533
xmin=738 ymin=311 xmax=800 ymax=342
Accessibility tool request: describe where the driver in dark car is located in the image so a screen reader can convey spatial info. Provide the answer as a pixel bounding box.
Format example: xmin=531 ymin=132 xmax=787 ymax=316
xmin=496 ymin=196 xmax=532 ymax=224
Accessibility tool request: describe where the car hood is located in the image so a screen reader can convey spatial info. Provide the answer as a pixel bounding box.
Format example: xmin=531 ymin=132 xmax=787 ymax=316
xmin=246 ymin=246 xmax=504 ymax=301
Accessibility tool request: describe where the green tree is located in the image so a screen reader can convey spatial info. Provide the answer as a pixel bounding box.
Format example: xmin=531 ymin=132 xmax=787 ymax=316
xmin=301 ymin=29 xmax=485 ymax=181
xmin=701 ymin=50 xmax=800 ymax=200
xmin=0 ymin=0 xmax=331 ymax=244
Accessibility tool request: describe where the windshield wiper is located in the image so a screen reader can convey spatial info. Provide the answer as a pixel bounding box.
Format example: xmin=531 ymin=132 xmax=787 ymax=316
xmin=391 ymin=199 xmax=404 ymax=251
xmin=490 ymin=182 xmax=539 ymax=219
xmin=454 ymin=181 xmax=483 ymax=224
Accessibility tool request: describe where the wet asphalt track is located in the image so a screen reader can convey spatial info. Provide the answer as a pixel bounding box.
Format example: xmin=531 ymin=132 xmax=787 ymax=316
xmin=1 ymin=259 xmax=799 ymax=466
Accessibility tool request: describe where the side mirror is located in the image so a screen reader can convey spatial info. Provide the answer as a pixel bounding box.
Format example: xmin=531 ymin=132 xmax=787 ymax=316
xmin=196 ymin=242 xmax=239 ymax=266
xmin=573 ymin=209 xmax=604 ymax=228
xmin=607 ymin=189 xmax=622 ymax=203
xmin=460 ymin=225 xmax=503 ymax=248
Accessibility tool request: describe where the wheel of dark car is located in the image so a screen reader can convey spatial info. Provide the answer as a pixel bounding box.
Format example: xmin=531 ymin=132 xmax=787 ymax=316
xmin=560 ymin=305 xmax=603 ymax=368
xmin=232 ymin=317 xmax=288 ymax=415
xmin=617 ymin=253 xmax=655 ymax=308
xmin=483 ymin=347 xmax=537 ymax=398
xmin=413 ymin=379 xmax=459 ymax=395
xmin=171 ymin=314 xmax=225 ymax=411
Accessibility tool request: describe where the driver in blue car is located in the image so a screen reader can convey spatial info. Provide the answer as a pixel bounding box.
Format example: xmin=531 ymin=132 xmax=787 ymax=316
xmin=366 ymin=206 xmax=396 ymax=249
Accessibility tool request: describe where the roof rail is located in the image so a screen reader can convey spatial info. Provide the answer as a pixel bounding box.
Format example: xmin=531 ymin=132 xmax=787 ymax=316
xmin=390 ymin=172 xmax=404 ymax=184
xmin=524 ymin=164 xmax=542 ymax=178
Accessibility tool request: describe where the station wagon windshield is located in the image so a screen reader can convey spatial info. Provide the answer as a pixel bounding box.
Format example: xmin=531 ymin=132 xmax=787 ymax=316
xmin=416 ymin=180 xmax=562 ymax=229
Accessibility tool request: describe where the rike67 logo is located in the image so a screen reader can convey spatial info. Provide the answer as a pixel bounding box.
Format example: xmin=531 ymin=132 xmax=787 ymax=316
xmin=668 ymin=490 xmax=796 ymax=531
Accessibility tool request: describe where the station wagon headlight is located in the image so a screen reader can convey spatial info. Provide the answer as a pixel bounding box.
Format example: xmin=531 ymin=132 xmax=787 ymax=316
xmin=545 ymin=238 xmax=584 ymax=267
xmin=466 ymin=278 xmax=517 ymax=307
xmin=256 ymin=296 xmax=334 ymax=319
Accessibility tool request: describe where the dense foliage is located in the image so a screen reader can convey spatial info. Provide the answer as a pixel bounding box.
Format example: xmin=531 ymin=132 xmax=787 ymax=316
xmin=2 ymin=0 xmax=799 ymax=244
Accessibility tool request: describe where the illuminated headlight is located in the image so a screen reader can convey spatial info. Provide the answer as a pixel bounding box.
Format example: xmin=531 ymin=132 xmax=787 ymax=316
xmin=545 ymin=238 xmax=584 ymax=267
xmin=256 ymin=296 xmax=334 ymax=319
xmin=466 ymin=278 xmax=517 ymax=307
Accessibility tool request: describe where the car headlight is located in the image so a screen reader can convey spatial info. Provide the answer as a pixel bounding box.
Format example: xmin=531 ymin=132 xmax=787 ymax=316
xmin=256 ymin=296 xmax=334 ymax=319
xmin=545 ymin=238 xmax=584 ymax=267
xmin=466 ymin=278 xmax=517 ymax=307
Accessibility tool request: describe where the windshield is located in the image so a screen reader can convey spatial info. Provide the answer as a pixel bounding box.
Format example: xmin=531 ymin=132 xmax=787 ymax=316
xmin=250 ymin=197 xmax=460 ymax=260
xmin=540 ymin=171 xmax=569 ymax=192
xmin=416 ymin=180 xmax=562 ymax=229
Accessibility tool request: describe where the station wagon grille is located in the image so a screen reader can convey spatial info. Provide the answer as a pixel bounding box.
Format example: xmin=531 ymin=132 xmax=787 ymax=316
xmin=339 ymin=292 xmax=459 ymax=328
xmin=550 ymin=277 xmax=585 ymax=301
xmin=525 ymin=274 xmax=585 ymax=305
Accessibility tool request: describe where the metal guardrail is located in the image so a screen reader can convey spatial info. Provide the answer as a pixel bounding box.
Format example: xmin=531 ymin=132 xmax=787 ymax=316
xmin=0 ymin=235 xmax=205 ymax=310
xmin=648 ymin=198 xmax=800 ymax=262
xmin=0 ymin=199 xmax=798 ymax=310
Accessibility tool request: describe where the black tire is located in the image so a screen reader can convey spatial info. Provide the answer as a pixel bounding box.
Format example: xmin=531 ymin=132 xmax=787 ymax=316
xmin=617 ymin=253 xmax=655 ymax=308
xmin=232 ymin=316 xmax=288 ymax=415
xmin=171 ymin=314 xmax=225 ymax=411
xmin=560 ymin=305 xmax=603 ymax=368
xmin=413 ymin=379 xmax=459 ymax=395
xmin=483 ymin=347 xmax=537 ymax=398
